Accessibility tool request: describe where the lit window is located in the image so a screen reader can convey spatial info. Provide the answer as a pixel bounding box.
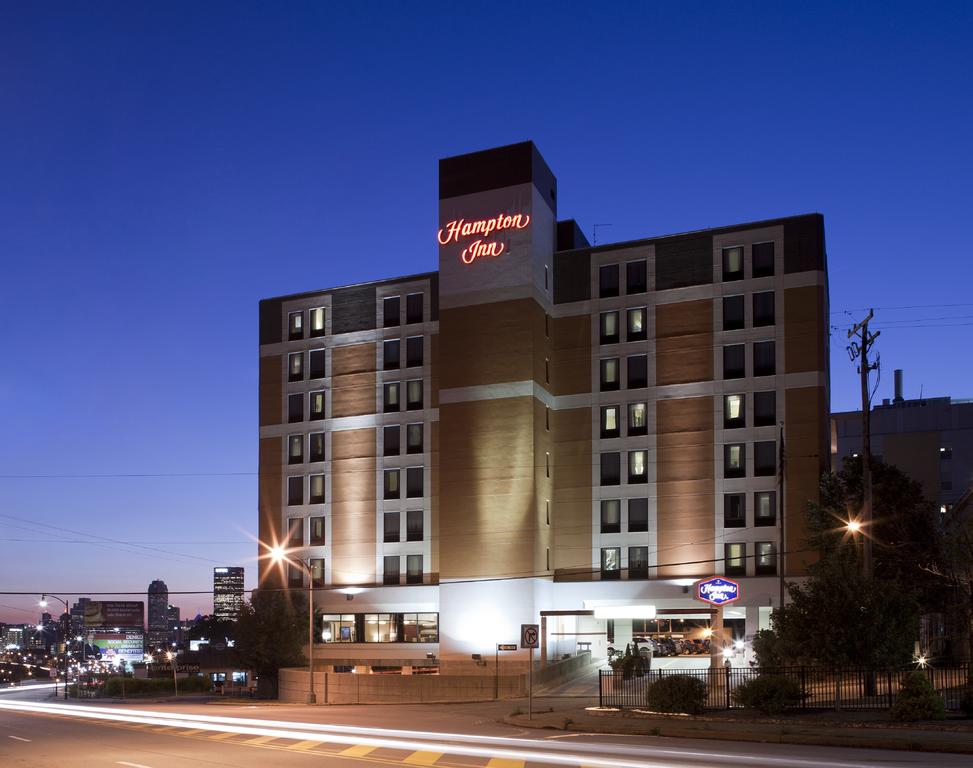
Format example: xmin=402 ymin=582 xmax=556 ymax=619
xmin=724 ymin=394 xmax=744 ymax=429
xmin=756 ymin=542 xmax=777 ymax=575
xmin=286 ymin=517 xmax=303 ymax=547
xmin=288 ymin=352 xmax=304 ymax=382
xmin=600 ymin=358 xmax=619 ymax=391
xmin=755 ymin=491 xmax=776 ymax=526
xmin=724 ymin=543 xmax=746 ymax=575
xmin=600 ymin=405 xmax=620 ymax=439
xmin=288 ymin=434 xmax=304 ymax=465
xmin=406 ymin=554 xmax=423 ymax=585
xmin=309 ymin=391 xmax=325 ymax=420
xmin=383 ymin=556 xmax=400 ymax=585
xmin=310 ymin=558 xmax=325 ymax=588
xmin=722 ymin=246 xmax=744 ymax=281
xmin=384 ymin=470 xmax=400 ymax=500
xmin=627 ymin=308 xmax=646 ymax=341
xmin=600 ymin=312 xmax=619 ymax=344
xmin=628 ymin=402 xmax=647 ymax=436
xmin=600 ymin=499 xmax=621 ymax=534
xmin=601 ymin=547 xmax=621 ymax=579
xmin=406 ymin=423 xmax=423 ymax=454
xmin=309 ymin=307 xmax=326 ymax=337
xmin=383 ymin=383 xmax=400 ymax=412
xmin=309 ymin=516 xmax=325 ymax=546
xmin=406 ymin=380 xmax=423 ymax=410
xmin=288 ymin=311 xmax=304 ymax=341
xmin=724 ymin=443 xmax=745 ymax=478
xmin=308 ymin=474 xmax=325 ymax=504
xmin=628 ymin=450 xmax=648 ymax=483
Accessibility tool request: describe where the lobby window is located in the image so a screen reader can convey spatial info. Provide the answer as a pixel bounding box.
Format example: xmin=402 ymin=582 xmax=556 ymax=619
xmin=406 ymin=380 xmax=423 ymax=410
xmin=286 ymin=517 xmax=303 ymax=547
xmin=600 ymin=311 xmax=619 ymax=344
xmin=600 ymin=499 xmax=621 ymax=534
xmin=406 ymin=467 xmax=423 ymax=498
xmin=383 ymin=382 xmax=400 ymax=412
xmin=309 ymin=474 xmax=325 ymax=504
xmin=627 ymin=307 xmax=647 ymax=341
xmin=627 ymin=355 xmax=647 ymax=389
xmin=309 ymin=432 xmax=325 ymax=462
xmin=383 ymin=511 xmax=400 ymax=543
xmin=384 ymin=469 xmax=400 ymax=500
xmin=310 ymin=558 xmax=325 ymax=588
xmin=287 ymin=476 xmax=303 ymax=506
xmin=724 ymin=394 xmax=745 ymax=429
xmin=407 ymin=509 xmax=423 ymax=542
xmin=288 ymin=352 xmax=304 ymax=382
xmin=752 ymin=242 xmax=775 ymax=278
xmin=723 ymin=295 xmax=745 ymax=331
xmin=406 ymin=554 xmax=423 ymax=584
xmin=626 ymin=260 xmax=647 ymax=294
xmin=309 ymin=391 xmax=325 ymax=420
xmin=628 ymin=402 xmax=647 ymax=436
xmin=309 ymin=349 xmax=326 ymax=379
xmin=309 ymin=307 xmax=326 ymax=337
xmin=321 ymin=614 xmax=356 ymax=643
xmin=600 ymin=452 xmax=621 ymax=486
xmin=601 ymin=547 xmax=621 ymax=580
xmin=288 ymin=311 xmax=304 ymax=340
xmin=628 ymin=498 xmax=648 ymax=532
xmin=723 ymin=344 xmax=745 ymax=379
xmin=384 ymin=425 xmax=400 ymax=456
xmin=756 ymin=542 xmax=777 ymax=575
xmin=753 ymin=341 xmax=776 ymax=376
xmin=383 ymin=556 xmax=400 ymax=585
xmin=406 ymin=423 xmax=423 ymax=454
xmin=406 ymin=293 xmax=423 ymax=324
xmin=754 ymin=441 xmax=777 ymax=476
xmin=724 ymin=443 xmax=746 ymax=478
xmin=383 ymin=339 xmax=400 ymax=370
xmin=754 ymin=391 xmax=776 ymax=427
xmin=722 ymin=246 xmax=744 ymax=281
xmin=600 ymin=405 xmax=620 ymax=439
xmin=600 ymin=358 xmax=620 ymax=391
xmin=724 ymin=543 xmax=746 ymax=576
xmin=406 ymin=336 xmax=423 ymax=367
xmin=628 ymin=450 xmax=648 ymax=484
xmin=755 ymin=491 xmax=777 ymax=526
xmin=288 ymin=563 xmax=303 ymax=588
xmin=753 ymin=291 xmax=775 ymax=327
xmin=288 ymin=393 xmax=304 ymax=423
xmin=599 ymin=264 xmax=619 ymax=298
xmin=309 ymin=515 xmax=326 ymax=546
xmin=383 ymin=296 xmax=400 ymax=327
xmin=628 ymin=546 xmax=649 ymax=579
xmin=288 ymin=434 xmax=304 ymax=464
xmin=724 ymin=493 xmax=746 ymax=528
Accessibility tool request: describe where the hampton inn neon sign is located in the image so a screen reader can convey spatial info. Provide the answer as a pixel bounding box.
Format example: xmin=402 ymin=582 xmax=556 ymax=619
xmin=437 ymin=212 xmax=530 ymax=264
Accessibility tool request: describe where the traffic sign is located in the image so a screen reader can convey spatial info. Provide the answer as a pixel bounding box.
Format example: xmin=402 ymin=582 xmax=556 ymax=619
xmin=520 ymin=623 xmax=539 ymax=649
xmin=497 ymin=644 xmax=517 ymax=651
xmin=695 ymin=576 xmax=741 ymax=606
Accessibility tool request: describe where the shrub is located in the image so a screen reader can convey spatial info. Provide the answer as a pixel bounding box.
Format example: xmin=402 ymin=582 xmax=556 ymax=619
xmin=645 ymin=675 xmax=708 ymax=715
xmin=731 ymin=674 xmax=802 ymax=715
xmin=889 ymin=671 xmax=945 ymax=722
xmin=103 ymin=675 xmax=210 ymax=697
xmin=960 ymin=688 xmax=973 ymax=718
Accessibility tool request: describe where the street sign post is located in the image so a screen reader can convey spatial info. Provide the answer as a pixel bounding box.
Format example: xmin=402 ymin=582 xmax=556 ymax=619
xmin=497 ymin=644 xmax=517 ymax=651
xmin=521 ymin=624 xmax=539 ymax=719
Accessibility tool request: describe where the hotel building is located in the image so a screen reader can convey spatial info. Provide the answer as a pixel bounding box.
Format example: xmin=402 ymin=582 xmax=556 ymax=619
xmin=258 ymin=142 xmax=830 ymax=674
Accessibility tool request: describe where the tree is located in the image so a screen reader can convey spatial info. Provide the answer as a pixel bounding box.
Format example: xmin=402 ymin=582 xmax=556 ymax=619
xmin=185 ymin=616 xmax=236 ymax=645
xmin=233 ymin=590 xmax=307 ymax=698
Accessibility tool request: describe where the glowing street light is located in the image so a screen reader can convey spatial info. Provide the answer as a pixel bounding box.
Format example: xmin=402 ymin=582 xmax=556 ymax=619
xmin=846 ymin=519 xmax=862 ymax=534
xmin=269 ymin=543 xmax=318 ymax=705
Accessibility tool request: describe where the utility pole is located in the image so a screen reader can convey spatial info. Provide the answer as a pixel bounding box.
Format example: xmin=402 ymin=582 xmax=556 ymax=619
xmin=847 ymin=310 xmax=880 ymax=578
xmin=778 ymin=421 xmax=786 ymax=610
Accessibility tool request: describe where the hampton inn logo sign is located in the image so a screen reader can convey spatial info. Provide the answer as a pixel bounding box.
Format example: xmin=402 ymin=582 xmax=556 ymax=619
xmin=695 ymin=576 xmax=741 ymax=606
xmin=437 ymin=212 xmax=530 ymax=264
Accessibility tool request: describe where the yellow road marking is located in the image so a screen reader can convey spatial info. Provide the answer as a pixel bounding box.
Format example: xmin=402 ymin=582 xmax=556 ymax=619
xmin=486 ymin=760 xmax=524 ymax=768
xmin=340 ymin=745 xmax=378 ymax=757
xmin=243 ymin=735 xmax=279 ymax=745
xmin=208 ymin=731 xmax=237 ymax=740
xmin=180 ymin=729 xmax=206 ymax=736
xmin=151 ymin=726 xmax=173 ymax=733
xmin=404 ymin=751 xmax=443 ymax=765
xmin=289 ymin=739 xmax=323 ymax=750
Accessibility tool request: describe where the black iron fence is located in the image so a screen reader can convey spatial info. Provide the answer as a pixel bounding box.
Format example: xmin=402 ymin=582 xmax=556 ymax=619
xmin=599 ymin=663 xmax=971 ymax=711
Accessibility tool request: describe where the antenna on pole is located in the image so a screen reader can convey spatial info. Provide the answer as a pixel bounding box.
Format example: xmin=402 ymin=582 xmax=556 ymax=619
xmin=592 ymin=223 xmax=612 ymax=246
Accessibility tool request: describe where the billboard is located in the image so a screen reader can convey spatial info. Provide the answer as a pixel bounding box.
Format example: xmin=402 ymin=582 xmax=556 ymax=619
xmin=84 ymin=601 xmax=144 ymax=628
xmin=88 ymin=630 xmax=144 ymax=666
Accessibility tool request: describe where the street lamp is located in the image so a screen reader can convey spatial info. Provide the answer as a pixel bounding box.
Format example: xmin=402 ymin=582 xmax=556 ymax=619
xmin=39 ymin=595 xmax=69 ymax=700
xmin=166 ymin=650 xmax=178 ymax=696
xmin=270 ymin=545 xmax=317 ymax=705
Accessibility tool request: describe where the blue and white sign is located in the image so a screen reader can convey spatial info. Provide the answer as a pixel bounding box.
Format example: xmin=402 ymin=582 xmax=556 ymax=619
xmin=696 ymin=577 xmax=741 ymax=606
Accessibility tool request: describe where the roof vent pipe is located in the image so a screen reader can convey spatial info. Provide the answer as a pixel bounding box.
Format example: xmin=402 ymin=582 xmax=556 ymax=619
xmin=893 ymin=369 xmax=904 ymax=404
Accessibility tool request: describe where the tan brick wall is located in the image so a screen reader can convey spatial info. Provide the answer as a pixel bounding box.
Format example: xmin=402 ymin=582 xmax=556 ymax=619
xmin=655 ymin=300 xmax=713 ymax=385
xmin=258 ymin=436 xmax=283 ymax=587
xmin=331 ymin=343 xmax=376 ymax=418
xmin=550 ymin=315 xmax=591 ymax=396
xmin=259 ymin=355 xmax=282 ymax=427
xmin=784 ymin=285 xmax=827 ymax=374
xmin=331 ymin=428 xmax=377 ymax=585
xmin=552 ymin=407 xmax=592 ymax=574
xmin=784 ymin=386 xmax=828 ymax=574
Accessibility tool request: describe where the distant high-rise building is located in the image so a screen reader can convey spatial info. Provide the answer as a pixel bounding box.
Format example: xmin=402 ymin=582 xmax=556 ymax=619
xmin=213 ymin=567 xmax=244 ymax=620
xmin=70 ymin=597 xmax=90 ymax=637
xmin=166 ymin=605 xmax=181 ymax=646
xmin=147 ymin=579 xmax=169 ymax=650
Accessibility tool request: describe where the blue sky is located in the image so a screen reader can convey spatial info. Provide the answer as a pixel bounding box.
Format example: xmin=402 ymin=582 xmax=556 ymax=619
xmin=1 ymin=1 xmax=971 ymax=622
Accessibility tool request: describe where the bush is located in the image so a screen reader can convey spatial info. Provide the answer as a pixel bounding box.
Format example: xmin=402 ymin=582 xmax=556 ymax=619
xmin=889 ymin=671 xmax=945 ymax=722
xmin=731 ymin=674 xmax=802 ymax=715
xmin=645 ymin=675 xmax=708 ymax=715
xmin=960 ymin=688 xmax=973 ymax=718
xmin=103 ymin=675 xmax=210 ymax=697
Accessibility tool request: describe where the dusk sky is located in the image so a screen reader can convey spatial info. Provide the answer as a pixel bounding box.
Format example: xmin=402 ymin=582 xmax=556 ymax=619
xmin=1 ymin=2 xmax=971 ymax=624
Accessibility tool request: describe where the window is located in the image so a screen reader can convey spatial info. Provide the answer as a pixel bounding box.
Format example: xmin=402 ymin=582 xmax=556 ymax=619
xmin=383 ymin=425 xmax=400 ymax=456
xmin=753 ymin=341 xmax=776 ymax=376
xmin=406 ymin=293 xmax=423 ymax=324
xmin=383 ymin=339 xmax=400 ymax=370
xmin=288 ymin=352 xmax=304 ymax=382
xmin=383 ymin=296 xmax=400 ymax=327
xmin=600 ymin=311 xmax=619 ymax=344
xmin=288 ymin=563 xmax=303 ymax=587
xmin=544 ymin=265 xmax=549 ymax=291
xmin=310 ymin=307 xmax=326 ymax=337
xmin=723 ymin=345 xmax=745 ymax=379
xmin=600 ymin=452 xmax=621 ymax=485
xmin=724 ymin=494 xmax=745 ymax=528
xmin=600 ymin=499 xmax=621 ymax=534
xmin=406 ymin=336 xmax=423 ymax=367
xmin=545 ymin=358 xmax=550 ymax=384
xmin=755 ymin=491 xmax=776 ymax=526
xmin=752 ymin=242 xmax=774 ymax=278
xmin=601 ymin=547 xmax=621 ymax=579
xmin=309 ymin=349 xmax=326 ymax=379
xmin=310 ymin=557 xmax=325 ymax=588
xmin=406 ymin=554 xmax=423 ymax=584
xmin=724 ymin=394 xmax=745 ymax=429
xmin=628 ymin=546 xmax=648 ymax=579
xmin=600 ymin=405 xmax=620 ymax=439
xmin=288 ymin=434 xmax=304 ymax=464
xmin=723 ymin=295 xmax=744 ymax=331
xmin=406 ymin=467 xmax=423 ymax=498
xmin=288 ymin=311 xmax=303 ymax=340
xmin=627 ymin=355 xmax=647 ymax=388
xmin=545 ymin=406 xmax=550 ymax=431
xmin=309 ymin=474 xmax=325 ymax=504
xmin=286 ymin=517 xmax=303 ymax=547
xmin=383 ymin=383 xmax=400 ymax=412
xmin=626 ymin=260 xmax=647 ymax=294
xmin=628 ymin=450 xmax=648 ymax=483
xmin=599 ymin=264 xmax=619 ymax=298
xmin=941 ymin=447 xmax=953 ymax=460
xmin=754 ymin=441 xmax=776 ymax=476
xmin=309 ymin=516 xmax=326 ymax=546
xmin=384 ymin=469 xmax=400 ymax=500
xmin=753 ymin=291 xmax=775 ymax=327
xmin=406 ymin=380 xmax=423 ymax=410
xmin=309 ymin=432 xmax=325 ymax=462
xmin=287 ymin=476 xmax=303 ymax=506
xmin=288 ymin=393 xmax=303 ymax=423
xmin=406 ymin=509 xmax=423 ymax=542
xmin=406 ymin=423 xmax=423 ymax=454
xmin=321 ymin=614 xmax=357 ymax=643
xmin=628 ymin=498 xmax=648 ymax=532
xmin=383 ymin=511 xmax=400 ymax=543
xmin=383 ymin=555 xmax=400 ymax=585
xmin=724 ymin=543 xmax=746 ymax=576
xmin=628 ymin=402 xmax=647 ymax=436
xmin=309 ymin=391 xmax=325 ymax=420
xmin=722 ymin=246 xmax=744 ymax=281
xmin=627 ymin=308 xmax=647 ymax=341
xmin=600 ymin=358 xmax=619 ymax=391
xmin=724 ymin=443 xmax=745 ymax=478
xmin=545 ymin=451 xmax=550 ymax=477
xmin=756 ymin=542 xmax=777 ymax=575
xmin=754 ymin=391 xmax=776 ymax=427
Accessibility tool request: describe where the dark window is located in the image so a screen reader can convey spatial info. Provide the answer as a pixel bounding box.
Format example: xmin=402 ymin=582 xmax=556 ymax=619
xmin=309 ymin=307 xmax=326 ymax=338
xmin=288 ymin=563 xmax=303 ymax=588
xmin=755 ymin=491 xmax=776 ymax=526
xmin=628 ymin=546 xmax=648 ymax=579
xmin=383 ymin=296 xmax=400 ymax=327
xmin=628 ymin=450 xmax=648 ymax=484
xmin=309 ymin=432 xmax=325 ymax=462
xmin=724 ymin=543 xmax=746 ymax=576
xmin=600 ymin=453 xmax=621 ymax=486
xmin=752 ymin=242 xmax=775 ymax=278
xmin=309 ymin=349 xmax=326 ymax=379
xmin=406 ymin=554 xmax=423 ymax=584
xmin=406 ymin=380 xmax=423 ymax=410
xmin=722 ymin=246 xmax=744 ymax=281
xmin=406 ymin=423 xmax=423 ymax=454
xmin=723 ymin=345 xmax=745 ymax=379
xmin=627 ymin=308 xmax=647 ymax=341
xmin=383 ymin=470 xmax=400 ymax=500
xmin=383 ymin=425 xmax=400 ymax=456
xmin=724 ymin=443 xmax=746 ymax=478
xmin=288 ymin=311 xmax=304 ymax=341
xmin=383 ymin=383 xmax=400 ymax=412
xmin=288 ymin=434 xmax=303 ymax=465
xmin=754 ymin=391 xmax=776 ymax=427
xmin=753 ymin=291 xmax=775 ymax=326
xmin=756 ymin=542 xmax=777 ymax=575
xmin=309 ymin=391 xmax=325 ymax=420
xmin=600 ymin=358 xmax=620 ymax=391
xmin=309 ymin=516 xmax=326 ymax=546
xmin=724 ymin=394 xmax=745 ymax=429
xmin=628 ymin=498 xmax=648 ymax=532
xmin=383 ymin=555 xmax=400 ymax=585
xmin=628 ymin=403 xmax=647 ymax=436
xmin=310 ymin=557 xmax=325 ymax=588
xmin=599 ymin=264 xmax=619 ymax=298
xmin=286 ymin=517 xmax=303 ymax=547
xmin=406 ymin=336 xmax=423 ymax=367
xmin=383 ymin=512 xmax=400 ymax=543
xmin=406 ymin=467 xmax=423 ymax=498
xmin=724 ymin=494 xmax=746 ymax=528
xmin=288 ymin=352 xmax=304 ymax=382
xmin=287 ymin=476 xmax=303 ymax=506
xmin=723 ymin=295 xmax=744 ymax=331
xmin=600 ymin=311 xmax=619 ymax=344
xmin=308 ymin=474 xmax=325 ymax=504
xmin=383 ymin=340 xmax=400 ymax=370
xmin=754 ymin=341 xmax=776 ymax=376
xmin=600 ymin=499 xmax=621 ymax=534
xmin=406 ymin=509 xmax=423 ymax=542
xmin=754 ymin=441 xmax=777 ymax=476
xmin=626 ymin=260 xmax=647 ymax=294
xmin=288 ymin=393 xmax=304 ymax=423
xmin=627 ymin=355 xmax=648 ymax=389
xmin=406 ymin=293 xmax=423 ymax=324
xmin=601 ymin=547 xmax=621 ymax=579
xmin=600 ymin=406 xmax=620 ymax=439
